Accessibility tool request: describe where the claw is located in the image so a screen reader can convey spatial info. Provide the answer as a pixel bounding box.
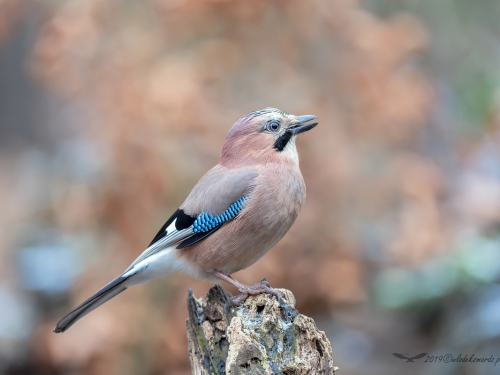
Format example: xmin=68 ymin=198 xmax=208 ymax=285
xmin=210 ymin=271 xmax=286 ymax=310
xmin=229 ymin=279 xmax=281 ymax=306
xmin=260 ymin=278 xmax=270 ymax=288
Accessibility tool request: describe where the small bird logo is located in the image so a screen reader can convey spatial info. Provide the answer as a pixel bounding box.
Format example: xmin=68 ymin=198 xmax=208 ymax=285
xmin=392 ymin=353 xmax=427 ymax=362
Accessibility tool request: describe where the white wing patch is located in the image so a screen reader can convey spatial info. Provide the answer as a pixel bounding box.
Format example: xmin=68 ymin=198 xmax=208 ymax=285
xmin=124 ymin=218 xmax=194 ymax=272
xmin=165 ymin=219 xmax=177 ymax=235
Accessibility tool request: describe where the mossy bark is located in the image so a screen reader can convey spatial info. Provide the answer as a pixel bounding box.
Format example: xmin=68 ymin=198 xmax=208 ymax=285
xmin=186 ymin=285 xmax=338 ymax=375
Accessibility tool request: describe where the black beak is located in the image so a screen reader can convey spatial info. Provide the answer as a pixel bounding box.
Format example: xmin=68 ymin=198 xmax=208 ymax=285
xmin=288 ymin=115 xmax=318 ymax=135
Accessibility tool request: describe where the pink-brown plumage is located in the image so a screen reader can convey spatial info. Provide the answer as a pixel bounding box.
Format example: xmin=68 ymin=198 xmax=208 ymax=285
xmin=178 ymin=110 xmax=307 ymax=276
xmin=180 ymin=163 xmax=305 ymax=276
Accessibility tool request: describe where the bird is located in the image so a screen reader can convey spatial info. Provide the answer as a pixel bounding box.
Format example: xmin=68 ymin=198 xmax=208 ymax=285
xmin=54 ymin=107 xmax=318 ymax=333
xmin=392 ymin=353 xmax=427 ymax=362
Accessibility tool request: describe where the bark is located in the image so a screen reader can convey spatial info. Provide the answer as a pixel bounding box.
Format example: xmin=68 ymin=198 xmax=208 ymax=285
xmin=186 ymin=285 xmax=338 ymax=375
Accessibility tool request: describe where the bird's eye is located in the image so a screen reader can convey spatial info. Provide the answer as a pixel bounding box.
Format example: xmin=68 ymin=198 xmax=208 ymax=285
xmin=267 ymin=120 xmax=281 ymax=132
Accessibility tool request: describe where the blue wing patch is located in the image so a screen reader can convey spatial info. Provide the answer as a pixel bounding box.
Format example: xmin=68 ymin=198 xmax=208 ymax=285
xmin=148 ymin=196 xmax=250 ymax=251
xmin=176 ymin=196 xmax=249 ymax=249
xmin=192 ymin=196 xmax=248 ymax=233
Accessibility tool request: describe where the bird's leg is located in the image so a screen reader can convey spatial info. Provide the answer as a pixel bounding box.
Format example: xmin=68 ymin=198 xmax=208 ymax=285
xmin=210 ymin=271 xmax=280 ymax=305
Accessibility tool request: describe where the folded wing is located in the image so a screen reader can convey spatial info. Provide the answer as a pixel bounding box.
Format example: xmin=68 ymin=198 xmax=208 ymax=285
xmin=126 ymin=166 xmax=257 ymax=272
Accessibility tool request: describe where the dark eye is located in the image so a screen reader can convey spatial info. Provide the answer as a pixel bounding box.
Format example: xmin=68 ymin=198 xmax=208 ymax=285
xmin=267 ymin=120 xmax=281 ymax=132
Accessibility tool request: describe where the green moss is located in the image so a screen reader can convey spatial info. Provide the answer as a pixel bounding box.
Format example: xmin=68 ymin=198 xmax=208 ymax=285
xmin=195 ymin=326 xmax=207 ymax=351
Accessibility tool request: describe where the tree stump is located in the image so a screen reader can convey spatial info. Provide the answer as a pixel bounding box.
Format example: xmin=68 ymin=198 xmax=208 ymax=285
xmin=186 ymin=285 xmax=338 ymax=375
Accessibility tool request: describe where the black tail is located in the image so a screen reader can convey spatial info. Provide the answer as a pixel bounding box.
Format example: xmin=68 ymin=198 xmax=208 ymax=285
xmin=54 ymin=275 xmax=130 ymax=333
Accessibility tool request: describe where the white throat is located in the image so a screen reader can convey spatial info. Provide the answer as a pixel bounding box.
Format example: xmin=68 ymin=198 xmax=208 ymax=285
xmin=281 ymin=135 xmax=299 ymax=164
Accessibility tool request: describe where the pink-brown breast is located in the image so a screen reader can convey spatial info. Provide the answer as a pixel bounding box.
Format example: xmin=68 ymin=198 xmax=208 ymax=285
xmin=178 ymin=163 xmax=306 ymax=276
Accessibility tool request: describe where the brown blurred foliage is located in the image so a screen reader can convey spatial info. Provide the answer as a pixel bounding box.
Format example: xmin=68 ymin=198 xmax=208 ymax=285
xmin=0 ymin=0 xmax=27 ymax=46
xmin=27 ymin=1 xmax=436 ymax=372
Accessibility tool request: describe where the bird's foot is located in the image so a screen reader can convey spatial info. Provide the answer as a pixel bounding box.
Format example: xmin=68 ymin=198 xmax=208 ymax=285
xmin=230 ymin=278 xmax=281 ymax=306
xmin=210 ymin=271 xmax=286 ymax=311
xmin=229 ymin=278 xmax=296 ymax=322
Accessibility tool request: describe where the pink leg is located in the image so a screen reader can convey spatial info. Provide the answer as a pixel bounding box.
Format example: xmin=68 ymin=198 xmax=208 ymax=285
xmin=210 ymin=271 xmax=279 ymax=305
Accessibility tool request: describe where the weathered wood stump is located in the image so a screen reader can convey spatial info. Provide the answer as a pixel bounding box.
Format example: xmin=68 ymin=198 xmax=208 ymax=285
xmin=186 ymin=285 xmax=338 ymax=375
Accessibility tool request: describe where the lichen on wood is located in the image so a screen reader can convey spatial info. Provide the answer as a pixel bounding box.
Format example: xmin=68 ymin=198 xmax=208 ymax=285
xmin=186 ymin=285 xmax=338 ymax=375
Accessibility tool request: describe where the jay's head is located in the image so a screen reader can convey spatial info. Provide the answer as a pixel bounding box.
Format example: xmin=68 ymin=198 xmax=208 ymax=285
xmin=221 ymin=108 xmax=318 ymax=167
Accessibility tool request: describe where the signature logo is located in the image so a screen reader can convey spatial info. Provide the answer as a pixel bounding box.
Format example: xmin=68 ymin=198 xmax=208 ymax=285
xmin=392 ymin=353 xmax=428 ymax=362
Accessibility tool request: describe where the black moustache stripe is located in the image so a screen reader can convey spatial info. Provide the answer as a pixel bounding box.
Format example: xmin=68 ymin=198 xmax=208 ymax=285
xmin=274 ymin=131 xmax=293 ymax=151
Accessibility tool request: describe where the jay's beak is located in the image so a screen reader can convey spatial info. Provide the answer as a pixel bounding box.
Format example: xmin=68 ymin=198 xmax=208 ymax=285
xmin=288 ymin=115 xmax=318 ymax=135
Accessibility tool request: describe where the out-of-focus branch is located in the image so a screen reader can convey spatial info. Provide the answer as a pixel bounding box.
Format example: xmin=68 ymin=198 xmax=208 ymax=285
xmin=186 ymin=285 xmax=338 ymax=375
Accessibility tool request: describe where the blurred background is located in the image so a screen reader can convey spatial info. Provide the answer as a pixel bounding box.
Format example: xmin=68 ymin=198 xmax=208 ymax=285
xmin=1 ymin=0 xmax=500 ymax=374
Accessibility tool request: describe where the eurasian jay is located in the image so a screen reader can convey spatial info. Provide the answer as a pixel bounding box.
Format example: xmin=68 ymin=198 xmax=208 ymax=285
xmin=54 ymin=108 xmax=318 ymax=333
